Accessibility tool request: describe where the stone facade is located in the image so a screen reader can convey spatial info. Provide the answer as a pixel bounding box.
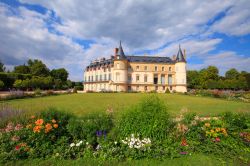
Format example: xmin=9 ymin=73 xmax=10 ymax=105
xmin=83 ymin=42 xmax=187 ymax=93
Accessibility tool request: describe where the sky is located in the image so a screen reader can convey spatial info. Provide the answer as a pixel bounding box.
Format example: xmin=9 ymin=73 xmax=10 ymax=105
xmin=0 ymin=0 xmax=250 ymax=81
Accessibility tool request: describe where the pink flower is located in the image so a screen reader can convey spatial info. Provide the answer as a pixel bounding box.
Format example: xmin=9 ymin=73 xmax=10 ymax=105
xmin=15 ymin=124 xmax=23 ymax=131
xmin=5 ymin=122 xmax=14 ymax=132
xmin=180 ymin=151 xmax=188 ymax=155
xmin=11 ymin=136 xmax=20 ymax=141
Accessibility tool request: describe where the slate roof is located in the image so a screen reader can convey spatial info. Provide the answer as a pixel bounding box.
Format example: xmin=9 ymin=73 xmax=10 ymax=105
xmin=117 ymin=41 xmax=126 ymax=59
xmin=126 ymin=56 xmax=174 ymax=64
xmin=176 ymin=45 xmax=186 ymax=62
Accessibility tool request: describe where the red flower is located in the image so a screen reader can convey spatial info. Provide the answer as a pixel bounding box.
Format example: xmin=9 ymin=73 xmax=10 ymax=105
xmin=15 ymin=145 xmax=20 ymax=150
xmin=215 ymin=137 xmax=220 ymax=142
xmin=181 ymin=138 xmax=188 ymax=146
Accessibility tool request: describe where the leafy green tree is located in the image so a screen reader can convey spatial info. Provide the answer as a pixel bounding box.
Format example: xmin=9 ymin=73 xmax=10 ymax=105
xmin=0 ymin=80 xmax=4 ymax=90
xmin=13 ymin=64 xmax=30 ymax=74
xmin=13 ymin=80 xmax=23 ymax=89
xmin=28 ymin=59 xmax=50 ymax=76
xmin=225 ymin=68 xmax=239 ymax=80
xmin=50 ymin=68 xmax=68 ymax=82
xmin=0 ymin=60 xmax=5 ymax=72
xmin=187 ymin=70 xmax=200 ymax=89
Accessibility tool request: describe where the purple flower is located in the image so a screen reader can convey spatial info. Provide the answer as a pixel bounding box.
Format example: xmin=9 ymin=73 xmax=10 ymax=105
xmin=96 ymin=130 xmax=102 ymax=137
xmin=180 ymin=151 xmax=188 ymax=155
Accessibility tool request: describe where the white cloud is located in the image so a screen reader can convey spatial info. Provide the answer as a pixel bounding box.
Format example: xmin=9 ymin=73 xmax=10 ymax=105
xmin=211 ymin=0 xmax=250 ymax=36
xmin=188 ymin=51 xmax=250 ymax=75
xmin=0 ymin=4 xmax=85 ymax=80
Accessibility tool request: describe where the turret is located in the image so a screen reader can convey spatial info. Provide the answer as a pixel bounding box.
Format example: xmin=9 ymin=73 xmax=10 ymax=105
xmin=113 ymin=41 xmax=128 ymax=91
xmin=175 ymin=45 xmax=187 ymax=92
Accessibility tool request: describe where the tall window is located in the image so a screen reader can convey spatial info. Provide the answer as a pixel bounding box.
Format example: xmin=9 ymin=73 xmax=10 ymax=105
xmin=155 ymin=66 xmax=158 ymax=71
xmin=136 ymin=66 xmax=139 ymax=71
xmin=136 ymin=75 xmax=140 ymax=82
xmin=169 ymin=67 xmax=171 ymax=71
xmin=100 ymin=75 xmax=102 ymax=81
xmin=144 ymin=75 xmax=147 ymax=82
xmin=128 ymin=74 xmax=132 ymax=82
xmin=162 ymin=66 xmax=164 ymax=71
xmin=144 ymin=66 xmax=148 ymax=71
xmin=161 ymin=74 xmax=165 ymax=84
xmin=104 ymin=74 xmax=107 ymax=81
xmin=168 ymin=75 xmax=172 ymax=85
xmin=96 ymin=75 xmax=98 ymax=81
xmin=109 ymin=73 xmax=111 ymax=80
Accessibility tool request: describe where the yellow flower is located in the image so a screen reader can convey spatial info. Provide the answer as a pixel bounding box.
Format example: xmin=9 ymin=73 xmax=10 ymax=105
xmin=26 ymin=124 xmax=32 ymax=129
xmin=215 ymin=128 xmax=220 ymax=132
xmin=210 ymin=129 xmax=214 ymax=133
xmin=35 ymin=119 xmax=44 ymax=126
xmin=204 ymin=123 xmax=211 ymax=128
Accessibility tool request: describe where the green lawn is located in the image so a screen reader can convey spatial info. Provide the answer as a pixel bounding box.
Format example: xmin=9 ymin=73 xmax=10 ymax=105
xmin=1 ymin=93 xmax=249 ymax=116
xmin=3 ymin=154 xmax=246 ymax=166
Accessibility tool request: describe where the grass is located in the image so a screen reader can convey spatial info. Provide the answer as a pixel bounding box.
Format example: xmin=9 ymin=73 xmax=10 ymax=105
xmin=1 ymin=93 xmax=249 ymax=117
xmin=2 ymin=154 xmax=246 ymax=166
xmin=0 ymin=93 xmax=249 ymax=166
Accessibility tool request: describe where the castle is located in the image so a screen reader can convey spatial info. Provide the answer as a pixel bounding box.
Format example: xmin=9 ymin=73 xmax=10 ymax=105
xmin=83 ymin=42 xmax=187 ymax=93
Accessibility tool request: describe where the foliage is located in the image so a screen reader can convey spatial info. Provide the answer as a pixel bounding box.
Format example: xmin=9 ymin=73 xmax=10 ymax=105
xmin=67 ymin=113 xmax=113 ymax=145
xmin=187 ymin=67 xmax=249 ymax=90
xmin=51 ymin=68 xmax=69 ymax=82
xmin=0 ymin=60 xmax=5 ymax=72
xmin=0 ymin=80 xmax=4 ymax=90
xmin=115 ymin=95 xmax=172 ymax=141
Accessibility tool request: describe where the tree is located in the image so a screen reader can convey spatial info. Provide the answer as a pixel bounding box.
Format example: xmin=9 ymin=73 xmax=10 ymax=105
xmin=13 ymin=80 xmax=23 ymax=89
xmin=13 ymin=64 xmax=30 ymax=74
xmin=0 ymin=80 xmax=4 ymax=90
xmin=187 ymin=70 xmax=200 ymax=89
xmin=225 ymin=68 xmax=239 ymax=80
xmin=0 ymin=60 xmax=5 ymax=72
xmin=50 ymin=68 xmax=68 ymax=82
xmin=28 ymin=59 xmax=50 ymax=76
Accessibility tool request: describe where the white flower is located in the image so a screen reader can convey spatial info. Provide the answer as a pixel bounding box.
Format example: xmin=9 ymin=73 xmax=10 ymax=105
xmin=79 ymin=140 xmax=83 ymax=144
xmin=114 ymin=141 xmax=117 ymax=145
xmin=86 ymin=142 xmax=89 ymax=145
xmin=70 ymin=143 xmax=75 ymax=147
xmin=76 ymin=143 xmax=80 ymax=147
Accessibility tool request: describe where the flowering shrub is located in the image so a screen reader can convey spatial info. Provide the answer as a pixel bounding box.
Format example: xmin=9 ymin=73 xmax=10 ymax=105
xmin=115 ymin=95 xmax=173 ymax=141
xmin=121 ymin=134 xmax=151 ymax=150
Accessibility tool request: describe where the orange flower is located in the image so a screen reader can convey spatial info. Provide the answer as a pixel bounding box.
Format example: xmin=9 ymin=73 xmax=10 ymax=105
xmin=53 ymin=124 xmax=58 ymax=128
xmin=31 ymin=115 xmax=35 ymax=119
xmin=35 ymin=119 xmax=44 ymax=126
xmin=45 ymin=123 xmax=52 ymax=133
xmin=33 ymin=125 xmax=42 ymax=133
xmin=51 ymin=119 xmax=56 ymax=123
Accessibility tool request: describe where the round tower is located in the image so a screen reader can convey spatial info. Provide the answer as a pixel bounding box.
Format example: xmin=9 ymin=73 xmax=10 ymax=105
xmin=113 ymin=41 xmax=128 ymax=92
xmin=175 ymin=45 xmax=187 ymax=93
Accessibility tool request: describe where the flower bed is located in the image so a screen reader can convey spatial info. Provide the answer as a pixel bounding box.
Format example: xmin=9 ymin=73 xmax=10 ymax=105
xmin=0 ymin=96 xmax=249 ymax=164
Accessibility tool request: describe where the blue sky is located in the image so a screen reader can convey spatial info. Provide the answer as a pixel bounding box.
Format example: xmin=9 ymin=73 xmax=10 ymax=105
xmin=0 ymin=0 xmax=250 ymax=81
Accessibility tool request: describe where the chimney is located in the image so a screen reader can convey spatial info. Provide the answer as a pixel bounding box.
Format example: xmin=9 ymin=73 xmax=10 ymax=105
xmin=172 ymin=55 xmax=176 ymax=60
xmin=184 ymin=49 xmax=186 ymax=60
xmin=114 ymin=48 xmax=118 ymax=57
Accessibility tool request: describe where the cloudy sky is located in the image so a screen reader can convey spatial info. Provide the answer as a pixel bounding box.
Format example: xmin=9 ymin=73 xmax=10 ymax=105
xmin=0 ymin=0 xmax=250 ymax=81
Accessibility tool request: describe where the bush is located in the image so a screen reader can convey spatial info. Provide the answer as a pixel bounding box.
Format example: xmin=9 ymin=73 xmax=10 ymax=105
xmin=0 ymin=80 xmax=4 ymax=90
xmin=67 ymin=112 xmax=113 ymax=145
xmin=115 ymin=95 xmax=172 ymax=141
